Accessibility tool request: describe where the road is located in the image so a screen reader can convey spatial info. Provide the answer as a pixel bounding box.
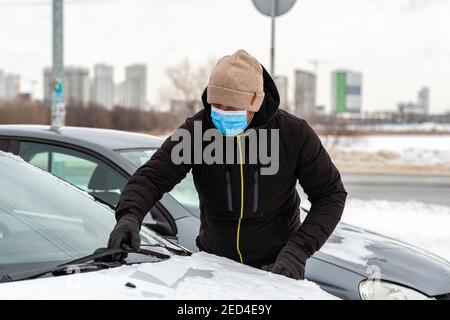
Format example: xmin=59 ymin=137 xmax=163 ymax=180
xmin=298 ymin=174 xmax=450 ymax=207
xmin=342 ymin=174 xmax=450 ymax=207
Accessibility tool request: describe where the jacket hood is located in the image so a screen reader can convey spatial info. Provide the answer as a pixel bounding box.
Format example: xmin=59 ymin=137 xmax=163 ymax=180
xmin=201 ymin=65 xmax=280 ymax=129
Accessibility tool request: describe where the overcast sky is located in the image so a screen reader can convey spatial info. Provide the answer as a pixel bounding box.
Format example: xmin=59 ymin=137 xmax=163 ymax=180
xmin=1 ymin=0 xmax=449 ymax=113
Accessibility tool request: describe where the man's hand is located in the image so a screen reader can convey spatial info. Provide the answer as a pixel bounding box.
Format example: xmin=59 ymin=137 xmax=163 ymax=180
xmin=107 ymin=213 xmax=141 ymax=260
xmin=262 ymin=240 xmax=308 ymax=280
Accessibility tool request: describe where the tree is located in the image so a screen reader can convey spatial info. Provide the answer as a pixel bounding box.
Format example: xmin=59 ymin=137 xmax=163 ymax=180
xmin=317 ymin=115 xmax=353 ymax=150
xmin=162 ymin=57 xmax=215 ymax=116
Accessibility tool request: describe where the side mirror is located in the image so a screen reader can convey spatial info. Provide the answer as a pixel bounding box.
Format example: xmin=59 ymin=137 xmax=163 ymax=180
xmin=143 ymin=210 xmax=177 ymax=242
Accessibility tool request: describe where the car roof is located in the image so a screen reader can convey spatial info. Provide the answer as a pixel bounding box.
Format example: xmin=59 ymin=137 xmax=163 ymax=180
xmin=0 ymin=125 xmax=164 ymax=150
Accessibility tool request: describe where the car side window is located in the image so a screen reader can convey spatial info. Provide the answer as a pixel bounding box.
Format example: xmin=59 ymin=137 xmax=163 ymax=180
xmin=169 ymin=174 xmax=200 ymax=218
xmin=19 ymin=141 xmax=128 ymax=207
xmin=28 ymin=150 xmax=49 ymax=171
xmin=0 ymin=138 xmax=10 ymax=152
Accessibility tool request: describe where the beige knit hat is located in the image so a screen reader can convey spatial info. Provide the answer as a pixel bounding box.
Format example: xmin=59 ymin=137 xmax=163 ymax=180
xmin=207 ymin=49 xmax=265 ymax=112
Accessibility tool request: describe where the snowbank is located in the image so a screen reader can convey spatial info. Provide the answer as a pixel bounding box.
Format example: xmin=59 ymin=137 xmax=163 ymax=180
xmin=325 ymin=135 xmax=450 ymax=175
xmin=348 ymin=123 xmax=450 ymax=133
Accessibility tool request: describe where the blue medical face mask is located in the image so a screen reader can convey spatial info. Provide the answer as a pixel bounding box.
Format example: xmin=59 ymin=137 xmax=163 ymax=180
xmin=211 ymin=106 xmax=248 ymax=136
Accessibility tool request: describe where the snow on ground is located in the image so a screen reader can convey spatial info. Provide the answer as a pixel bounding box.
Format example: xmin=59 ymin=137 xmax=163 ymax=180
xmin=325 ymin=135 xmax=450 ymax=175
xmin=347 ymin=123 xmax=450 ymax=133
xmin=335 ymin=134 xmax=450 ymax=154
xmin=342 ymin=199 xmax=450 ymax=262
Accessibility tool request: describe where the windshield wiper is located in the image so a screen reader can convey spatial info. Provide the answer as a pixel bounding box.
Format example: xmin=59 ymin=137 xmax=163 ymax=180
xmin=86 ymin=195 xmax=191 ymax=257
xmin=0 ymin=247 xmax=171 ymax=283
xmin=61 ymin=247 xmax=171 ymax=265
xmin=86 ymin=195 xmax=192 ymax=257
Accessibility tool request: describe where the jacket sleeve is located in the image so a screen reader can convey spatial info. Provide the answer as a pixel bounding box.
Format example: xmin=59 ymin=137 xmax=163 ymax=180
xmin=115 ymin=118 xmax=194 ymax=222
xmin=292 ymin=120 xmax=347 ymax=257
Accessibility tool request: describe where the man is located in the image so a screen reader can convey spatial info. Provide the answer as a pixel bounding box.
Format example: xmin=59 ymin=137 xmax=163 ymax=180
xmin=108 ymin=49 xmax=347 ymax=280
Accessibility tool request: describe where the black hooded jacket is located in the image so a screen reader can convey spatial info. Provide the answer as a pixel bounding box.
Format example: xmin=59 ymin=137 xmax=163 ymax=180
xmin=115 ymin=67 xmax=347 ymax=268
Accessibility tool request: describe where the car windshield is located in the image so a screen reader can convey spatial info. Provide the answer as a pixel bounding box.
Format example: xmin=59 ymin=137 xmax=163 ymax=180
xmin=0 ymin=152 xmax=162 ymax=274
xmin=117 ymin=148 xmax=200 ymax=217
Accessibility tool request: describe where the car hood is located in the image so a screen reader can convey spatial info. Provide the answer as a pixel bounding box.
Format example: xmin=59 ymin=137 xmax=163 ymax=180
xmin=0 ymin=252 xmax=337 ymax=300
xmin=314 ymin=223 xmax=450 ymax=297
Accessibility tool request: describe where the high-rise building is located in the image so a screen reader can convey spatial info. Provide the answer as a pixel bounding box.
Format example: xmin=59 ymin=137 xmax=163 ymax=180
xmin=92 ymin=64 xmax=114 ymax=109
xmin=123 ymin=64 xmax=147 ymax=109
xmin=332 ymin=70 xmax=362 ymax=114
xmin=274 ymin=75 xmax=288 ymax=111
xmin=64 ymin=67 xmax=90 ymax=107
xmin=114 ymin=81 xmax=125 ymax=107
xmin=417 ymin=87 xmax=429 ymax=115
xmin=44 ymin=67 xmax=90 ymax=107
xmin=294 ymin=70 xmax=316 ymax=119
xmin=0 ymin=69 xmax=20 ymax=104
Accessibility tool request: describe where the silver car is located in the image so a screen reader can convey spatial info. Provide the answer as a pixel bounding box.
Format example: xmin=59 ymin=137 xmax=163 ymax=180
xmin=1 ymin=125 xmax=449 ymax=300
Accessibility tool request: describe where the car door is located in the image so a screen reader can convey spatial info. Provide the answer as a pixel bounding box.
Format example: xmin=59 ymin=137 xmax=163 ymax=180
xmin=15 ymin=139 xmax=179 ymax=240
xmin=18 ymin=141 xmax=128 ymax=207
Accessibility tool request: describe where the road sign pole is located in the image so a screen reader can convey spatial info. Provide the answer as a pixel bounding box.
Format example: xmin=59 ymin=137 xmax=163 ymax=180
xmin=270 ymin=0 xmax=276 ymax=75
xmin=52 ymin=0 xmax=65 ymax=129
xmin=252 ymin=0 xmax=296 ymax=77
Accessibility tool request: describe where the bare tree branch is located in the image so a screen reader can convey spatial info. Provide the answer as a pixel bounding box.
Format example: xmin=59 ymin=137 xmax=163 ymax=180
xmin=163 ymin=57 xmax=215 ymax=115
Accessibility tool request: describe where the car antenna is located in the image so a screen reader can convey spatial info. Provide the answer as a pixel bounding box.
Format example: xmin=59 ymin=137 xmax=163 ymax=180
xmin=50 ymin=125 xmax=62 ymax=134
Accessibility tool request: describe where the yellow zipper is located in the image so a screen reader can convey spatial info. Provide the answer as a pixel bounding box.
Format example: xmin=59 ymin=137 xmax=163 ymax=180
xmin=236 ymin=135 xmax=244 ymax=264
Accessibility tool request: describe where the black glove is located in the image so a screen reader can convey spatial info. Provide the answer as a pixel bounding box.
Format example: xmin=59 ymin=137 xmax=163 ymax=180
xmin=261 ymin=240 xmax=308 ymax=280
xmin=107 ymin=213 xmax=141 ymax=261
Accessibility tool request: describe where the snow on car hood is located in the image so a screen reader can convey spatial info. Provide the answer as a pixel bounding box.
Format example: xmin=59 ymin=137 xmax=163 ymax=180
xmin=315 ymin=223 xmax=450 ymax=296
xmin=0 ymin=252 xmax=337 ymax=300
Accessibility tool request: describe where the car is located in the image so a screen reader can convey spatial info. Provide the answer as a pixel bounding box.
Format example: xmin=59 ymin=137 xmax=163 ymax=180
xmin=0 ymin=151 xmax=336 ymax=300
xmin=1 ymin=125 xmax=449 ymax=300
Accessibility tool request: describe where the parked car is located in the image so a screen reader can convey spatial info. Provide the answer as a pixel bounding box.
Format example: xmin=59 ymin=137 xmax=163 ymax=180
xmin=1 ymin=125 xmax=449 ymax=300
xmin=0 ymin=151 xmax=336 ymax=299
